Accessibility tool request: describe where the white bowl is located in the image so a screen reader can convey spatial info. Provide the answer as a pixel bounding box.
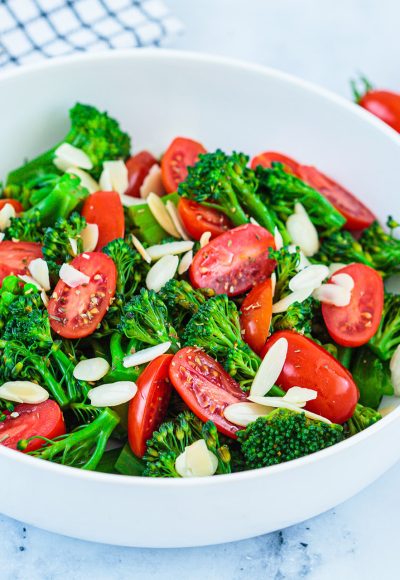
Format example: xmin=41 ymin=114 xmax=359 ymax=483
xmin=0 ymin=50 xmax=399 ymax=548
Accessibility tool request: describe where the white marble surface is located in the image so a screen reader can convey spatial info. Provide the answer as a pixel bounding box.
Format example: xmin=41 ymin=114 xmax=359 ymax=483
xmin=2 ymin=1 xmax=400 ymax=578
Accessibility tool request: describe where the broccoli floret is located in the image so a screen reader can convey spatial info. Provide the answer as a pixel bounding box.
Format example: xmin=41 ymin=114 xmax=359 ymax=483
xmin=312 ymin=230 xmax=373 ymax=268
xmin=3 ymin=211 xmax=43 ymax=242
xmin=359 ymin=217 xmax=400 ymax=276
xmin=0 ymin=275 xmax=38 ymax=332
xmin=179 ymin=150 xmax=277 ymax=232
xmin=119 ymin=288 xmax=179 ymax=352
xmin=143 ymin=410 xmax=231 ymax=477
xmin=256 ymin=163 xmax=346 ymax=236
xmin=6 ymin=103 xmax=131 ymax=188
xmin=345 ymin=404 xmax=381 ymax=437
xmin=350 ymin=346 xmax=393 ymax=409
xmin=369 ymin=293 xmax=400 ymax=361
xmin=237 ymin=408 xmax=344 ymax=469
xmin=20 ymin=405 xmax=120 ymax=470
xmin=159 ymin=279 xmax=214 ymax=331
xmin=42 ymin=212 xmax=87 ymax=278
xmin=269 ymin=246 xmax=301 ymax=300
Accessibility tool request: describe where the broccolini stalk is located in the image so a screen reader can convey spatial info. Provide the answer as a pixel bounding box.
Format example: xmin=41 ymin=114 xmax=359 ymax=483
xmin=350 ymin=346 xmax=393 ymax=409
xmin=256 ymin=163 xmax=346 ymax=236
xmin=345 ymin=404 xmax=381 ymax=437
xmin=369 ymin=293 xmax=400 ymax=361
xmin=359 ymin=217 xmax=400 ymax=276
xmin=6 ymin=103 xmax=131 ymax=187
xmin=42 ymin=212 xmax=87 ymax=277
xmin=20 ymin=406 xmax=120 ymax=470
xmin=312 ymin=230 xmax=374 ymax=268
xmin=104 ymin=333 xmax=143 ymax=384
xmin=127 ymin=192 xmax=180 ymax=245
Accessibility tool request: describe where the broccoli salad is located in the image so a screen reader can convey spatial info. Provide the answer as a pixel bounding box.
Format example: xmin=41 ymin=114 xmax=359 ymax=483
xmin=0 ymin=103 xmax=398 ymax=478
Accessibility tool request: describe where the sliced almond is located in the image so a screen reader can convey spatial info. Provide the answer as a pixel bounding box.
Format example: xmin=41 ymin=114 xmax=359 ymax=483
xmin=272 ymin=287 xmax=314 ymax=314
xmin=283 ymin=386 xmax=318 ymax=405
xmin=224 ymin=402 xmax=270 ymax=427
xmin=59 ymin=263 xmax=90 ymax=288
xmin=40 ymin=291 xmax=49 ymax=307
xmin=0 ymin=233 xmax=5 ymax=242
xmin=69 ymin=237 xmax=78 ymax=257
xmin=200 ymin=231 xmax=212 ymax=248
xmin=0 ymin=203 xmax=16 ymax=231
xmin=286 ymin=204 xmax=319 ymax=257
xmin=0 ymin=381 xmax=49 ymax=404
xmin=73 ymin=357 xmax=110 ymax=382
xmin=120 ymin=194 xmax=148 ymax=207
xmin=166 ymin=200 xmax=190 ymax=240
xmin=271 ymin=272 xmax=276 ymax=297
xmin=147 ymin=240 xmax=194 ymax=261
xmin=18 ymin=274 xmax=44 ymax=290
xmin=331 ymin=272 xmax=355 ymax=292
xmin=313 ymin=284 xmax=351 ymax=307
xmin=289 ymin=265 xmax=329 ymax=292
xmin=248 ymin=395 xmax=331 ymax=424
xmin=274 ymin=226 xmax=284 ymax=250
xmin=66 ymin=167 xmax=99 ymax=193
xmin=81 ymin=223 xmax=99 ymax=252
xmin=178 ymin=250 xmax=193 ymax=275
xmin=123 ymin=342 xmax=171 ymax=368
xmin=101 ymin=160 xmax=128 ymax=195
xmin=88 ymin=381 xmax=137 ymax=407
xmin=139 ymin=164 xmax=164 ymax=198
xmin=146 ymin=254 xmax=179 ymax=293
xmin=147 ymin=193 xmax=180 ymax=238
xmin=131 ymin=234 xmax=151 ymax=264
xmin=250 ymin=337 xmax=288 ymax=397
xmin=249 ymin=217 xmax=260 ymax=226
xmin=175 ymin=440 xmax=219 ymax=477
xmin=54 ymin=143 xmax=93 ymax=170
xmin=28 ymin=258 xmax=50 ymax=291
xmin=99 ymin=166 xmax=113 ymax=191
xmin=328 ymin=262 xmax=348 ymax=275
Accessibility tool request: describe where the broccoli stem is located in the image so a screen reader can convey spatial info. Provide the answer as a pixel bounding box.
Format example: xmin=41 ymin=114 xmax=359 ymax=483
xmin=106 ymin=333 xmax=142 ymax=383
xmin=24 ymin=182 xmax=86 ymax=226
xmin=51 ymin=344 xmax=89 ymax=402
xmin=7 ymin=148 xmax=59 ymax=188
xmin=201 ymin=199 xmax=248 ymax=227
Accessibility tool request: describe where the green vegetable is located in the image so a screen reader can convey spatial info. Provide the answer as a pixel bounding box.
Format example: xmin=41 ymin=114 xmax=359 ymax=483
xmin=369 ymin=293 xmax=400 ymax=361
xmin=313 ymin=229 xmax=373 ymax=268
xmin=115 ymin=443 xmax=146 ymax=476
xmin=128 ymin=192 xmax=180 ymax=244
xmin=237 ymin=409 xmax=344 ymax=469
xmin=4 ymin=211 xmax=43 ymax=242
xmin=359 ymin=217 xmax=400 ymax=276
xmin=0 ymin=275 xmax=38 ymax=332
xmin=159 ymin=279 xmax=214 ymax=332
xmin=350 ymin=347 xmax=393 ymax=409
xmin=42 ymin=212 xmax=87 ymax=277
xmin=345 ymin=404 xmax=381 ymax=436
xmin=104 ymin=332 xmax=143 ymax=384
xmin=143 ymin=411 xmax=231 ymax=477
xmin=179 ymin=150 xmax=277 ymax=232
xmin=6 ymin=103 xmax=130 ymax=187
xmin=95 ymin=447 xmax=122 ymax=474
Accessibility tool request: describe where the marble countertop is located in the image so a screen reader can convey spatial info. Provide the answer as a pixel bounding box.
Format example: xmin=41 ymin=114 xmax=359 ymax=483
xmin=1 ymin=1 xmax=400 ymax=578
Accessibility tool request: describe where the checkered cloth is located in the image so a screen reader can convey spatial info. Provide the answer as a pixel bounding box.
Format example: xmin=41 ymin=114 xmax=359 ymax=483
xmin=0 ymin=0 xmax=183 ymax=69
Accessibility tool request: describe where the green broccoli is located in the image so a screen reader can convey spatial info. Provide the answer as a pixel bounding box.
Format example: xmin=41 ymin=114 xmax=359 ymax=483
xmin=3 ymin=211 xmax=43 ymax=242
xmin=237 ymin=408 xmax=344 ymax=469
xmin=20 ymin=405 xmax=120 ymax=470
xmin=256 ymin=163 xmax=346 ymax=236
xmin=159 ymin=279 xmax=214 ymax=331
xmin=6 ymin=103 xmax=131 ymax=188
xmin=359 ymin=217 xmax=400 ymax=276
xmin=42 ymin=212 xmax=87 ymax=277
xmin=312 ymin=229 xmax=374 ymax=268
xmin=0 ymin=275 xmax=38 ymax=332
xmin=103 ymin=332 xmax=143 ymax=384
xmin=350 ymin=346 xmax=393 ymax=409
xmin=143 ymin=410 xmax=231 ymax=477
xmin=345 ymin=404 xmax=381 ymax=437
xmin=269 ymin=246 xmax=301 ymax=299
xmin=369 ymin=293 xmax=400 ymax=361
xmin=119 ymin=288 xmax=179 ymax=352
xmin=179 ymin=150 xmax=277 ymax=232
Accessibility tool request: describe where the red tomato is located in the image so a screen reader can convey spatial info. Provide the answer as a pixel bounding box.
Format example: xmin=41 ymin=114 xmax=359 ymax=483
xmin=169 ymin=347 xmax=247 ymax=438
xmin=358 ymin=90 xmax=400 ymax=133
xmin=250 ymin=151 xmax=301 ymax=174
xmin=0 ymin=400 xmax=65 ymax=452
xmin=297 ymin=165 xmax=375 ymax=230
xmin=0 ymin=241 xmax=42 ymax=285
xmin=48 ymin=252 xmax=117 ymax=339
xmin=190 ymin=224 xmax=276 ymax=296
xmin=128 ymin=354 xmax=173 ymax=457
xmin=161 ymin=137 xmax=206 ymax=193
xmin=81 ymin=191 xmax=124 ymax=250
xmin=240 ymin=280 xmax=273 ymax=354
xmin=125 ymin=151 xmax=158 ymax=198
xmin=321 ymin=263 xmax=384 ymax=348
xmin=0 ymin=199 xmax=23 ymax=213
xmin=261 ymin=331 xmax=359 ymax=424
xmin=178 ymin=197 xmax=231 ymax=240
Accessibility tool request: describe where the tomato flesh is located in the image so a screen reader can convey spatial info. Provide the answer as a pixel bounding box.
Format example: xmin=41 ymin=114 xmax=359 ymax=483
xmin=359 ymin=90 xmax=400 ymax=133
xmin=0 ymin=199 xmax=23 ymax=213
xmin=240 ymin=279 xmax=273 ymax=354
xmin=161 ymin=137 xmax=206 ymax=193
xmin=48 ymin=252 xmax=117 ymax=339
xmin=178 ymin=197 xmax=231 ymax=240
xmin=190 ymin=223 xmax=276 ymax=296
xmin=82 ymin=190 xmax=124 ymax=250
xmin=128 ymin=354 xmax=173 ymax=457
xmin=0 ymin=241 xmax=43 ymax=286
xmin=250 ymin=151 xmax=300 ymax=174
xmin=125 ymin=151 xmax=158 ymax=198
xmin=169 ymin=347 xmax=247 ymax=438
xmin=0 ymin=400 xmax=65 ymax=452
xmin=261 ymin=331 xmax=359 ymax=424
xmin=322 ymin=263 xmax=384 ymax=348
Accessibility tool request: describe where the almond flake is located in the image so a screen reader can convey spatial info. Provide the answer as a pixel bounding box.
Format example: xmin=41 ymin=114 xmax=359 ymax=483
xmin=54 ymin=143 xmax=93 ymax=170
xmin=274 ymin=226 xmax=284 ymax=250
xmin=248 ymin=395 xmax=331 ymax=424
xmin=178 ymin=250 xmax=193 ymax=275
xmin=123 ymin=342 xmax=171 ymax=367
xmin=313 ymin=284 xmax=351 ymax=307
xmin=66 ymin=167 xmax=99 ymax=193
xmin=88 ymin=381 xmax=137 ymax=407
xmin=175 ymin=440 xmax=219 ymax=477
xmin=139 ymin=164 xmax=164 ymax=198
xmin=81 ymin=223 xmax=99 ymax=252
xmin=73 ymin=357 xmax=110 ymax=382
xmin=286 ymin=204 xmax=319 ymax=257
xmin=147 ymin=240 xmax=194 ymax=261
xmin=28 ymin=258 xmax=50 ymax=291
xmin=69 ymin=237 xmax=78 ymax=256
xmin=0 ymin=203 xmax=16 ymax=231
xmin=331 ymin=272 xmax=355 ymax=292
xmin=101 ymin=160 xmax=128 ymax=195
xmin=289 ymin=264 xmax=329 ymax=292
xmin=146 ymin=254 xmax=179 ymax=292
xmin=390 ymin=345 xmax=400 ymax=397
xmin=250 ymin=337 xmax=288 ymax=397
xmin=18 ymin=274 xmax=44 ymax=290
xmin=147 ymin=193 xmax=180 ymax=238
xmin=99 ymin=166 xmax=113 ymax=190
xmin=224 ymin=402 xmax=270 ymax=427
xmin=283 ymin=386 xmax=318 ymax=405
xmin=328 ymin=262 xmax=347 ymax=275
xmin=200 ymin=231 xmax=212 ymax=248
xmin=131 ymin=234 xmax=151 ymax=264
xmin=272 ymin=287 xmax=314 ymax=314
xmin=166 ymin=200 xmax=190 ymax=240
xmin=59 ymin=263 xmax=90 ymax=288
xmin=0 ymin=381 xmax=49 ymax=404
xmin=120 ymin=194 xmax=148 ymax=207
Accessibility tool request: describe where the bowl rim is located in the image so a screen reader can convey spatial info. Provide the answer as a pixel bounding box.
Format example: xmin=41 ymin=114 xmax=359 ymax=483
xmin=0 ymin=47 xmax=399 ymax=488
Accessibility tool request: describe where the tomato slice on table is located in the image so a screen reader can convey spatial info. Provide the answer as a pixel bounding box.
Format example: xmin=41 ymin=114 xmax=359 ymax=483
xmin=240 ymin=279 xmax=273 ymax=354
xmin=321 ymin=263 xmax=384 ymax=348
xmin=0 ymin=199 xmax=24 ymax=213
xmin=0 ymin=241 xmax=42 ymax=285
xmin=190 ymin=223 xmax=276 ymax=296
xmin=128 ymin=354 xmax=173 ymax=457
xmin=0 ymin=400 xmax=65 ymax=452
xmin=161 ymin=137 xmax=206 ymax=193
xmin=125 ymin=151 xmax=159 ymax=198
xmin=169 ymin=347 xmax=247 ymax=438
xmin=297 ymin=165 xmax=376 ymax=230
xmin=48 ymin=252 xmax=117 ymax=339
xmin=178 ymin=197 xmax=231 ymax=240
xmin=81 ymin=190 xmax=124 ymax=250
xmin=250 ymin=151 xmax=301 ymax=174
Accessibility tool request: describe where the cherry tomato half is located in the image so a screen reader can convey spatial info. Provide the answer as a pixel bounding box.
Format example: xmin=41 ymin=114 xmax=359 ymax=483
xmin=0 ymin=400 xmax=65 ymax=452
xmin=358 ymin=90 xmax=400 ymax=133
xmin=250 ymin=151 xmax=301 ymax=174
xmin=81 ymin=190 xmax=124 ymax=250
xmin=0 ymin=241 xmax=43 ymax=286
xmin=240 ymin=279 xmax=273 ymax=354
xmin=297 ymin=165 xmax=376 ymax=230
xmin=125 ymin=151 xmax=159 ymax=198
xmin=321 ymin=263 xmax=384 ymax=348
xmin=161 ymin=137 xmax=206 ymax=194
xmin=0 ymin=199 xmax=23 ymax=213
xmin=128 ymin=354 xmax=173 ymax=457
xmin=190 ymin=223 xmax=276 ymax=296
xmin=178 ymin=197 xmax=232 ymax=240
xmin=48 ymin=252 xmax=117 ymax=339
xmin=169 ymin=347 xmax=247 ymax=438
xmin=261 ymin=331 xmax=359 ymax=424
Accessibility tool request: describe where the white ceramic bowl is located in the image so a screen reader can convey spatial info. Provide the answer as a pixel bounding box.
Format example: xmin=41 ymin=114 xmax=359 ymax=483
xmin=0 ymin=50 xmax=399 ymax=548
